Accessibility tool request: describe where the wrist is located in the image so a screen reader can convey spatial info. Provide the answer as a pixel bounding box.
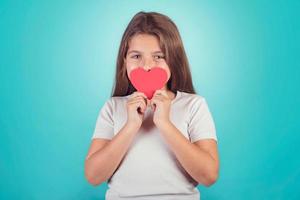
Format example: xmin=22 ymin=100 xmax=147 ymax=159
xmin=155 ymin=119 xmax=172 ymax=129
xmin=125 ymin=121 xmax=141 ymax=132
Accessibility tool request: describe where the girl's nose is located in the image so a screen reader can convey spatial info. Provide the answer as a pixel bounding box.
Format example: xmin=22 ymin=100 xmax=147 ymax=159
xmin=142 ymin=59 xmax=154 ymax=71
xmin=143 ymin=65 xmax=151 ymax=71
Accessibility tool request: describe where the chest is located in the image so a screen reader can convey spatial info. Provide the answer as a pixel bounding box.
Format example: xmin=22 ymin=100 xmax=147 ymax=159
xmin=113 ymin=103 xmax=190 ymax=140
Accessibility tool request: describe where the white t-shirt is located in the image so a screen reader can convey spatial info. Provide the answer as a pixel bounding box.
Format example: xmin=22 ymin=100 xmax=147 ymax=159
xmin=91 ymin=90 xmax=218 ymax=200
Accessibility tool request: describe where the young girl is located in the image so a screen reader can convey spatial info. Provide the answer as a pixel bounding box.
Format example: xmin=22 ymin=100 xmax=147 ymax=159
xmin=85 ymin=11 xmax=219 ymax=200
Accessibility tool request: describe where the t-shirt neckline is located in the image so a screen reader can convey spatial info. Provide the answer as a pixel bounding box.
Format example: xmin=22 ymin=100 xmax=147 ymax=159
xmin=171 ymin=90 xmax=181 ymax=104
xmin=125 ymin=90 xmax=181 ymax=104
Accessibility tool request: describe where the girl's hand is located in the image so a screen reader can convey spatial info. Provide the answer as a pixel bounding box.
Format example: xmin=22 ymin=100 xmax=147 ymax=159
xmin=126 ymin=91 xmax=149 ymax=129
xmin=150 ymin=89 xmax=172 ymax=127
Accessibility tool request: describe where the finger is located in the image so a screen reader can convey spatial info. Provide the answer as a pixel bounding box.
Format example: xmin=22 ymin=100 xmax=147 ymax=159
xmin=129 ymin=94 xmax=148 ymax=106
xmin=153 ymin=90 xmax=161 ymax=96
xmin=146 ymin=99 xmax=151 ymax=107
xmin=154 ymin=89 xmax=168 ymax=98
xmin=139 ymin=96 xmax=148 ymax=106
xmin=151 ymin=97 xmax=163 ymax=104
xmin=150 ymin=100 xmax=159 ymax=111
xmin=136 ymin=100 xmax=147 ymax=113
xmin=129 ymin=98 xmax=147 ymax=107
xmin=154 ymin=89 xmax=166 ymax=95
xmin=150 ymin=97 xmax=163 ymax=110
xmin=151 ymin=95 xmax=164 ymax=103
xmin=130 ymin=99 xmax=147 ymax=111
xmin=131 ymin=96 xmax=146 ymax=101
xmin=139 ymin=102 xmax=147 ymax=113
xmin=131 ymin=91 xmax=147 ymax=99
xmin=129 ymin=96 xmax=147 ymax=104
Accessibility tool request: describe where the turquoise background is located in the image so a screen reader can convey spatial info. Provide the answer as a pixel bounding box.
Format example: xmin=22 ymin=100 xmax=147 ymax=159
xmin=1 ymin=0 xmax=299 ymax=199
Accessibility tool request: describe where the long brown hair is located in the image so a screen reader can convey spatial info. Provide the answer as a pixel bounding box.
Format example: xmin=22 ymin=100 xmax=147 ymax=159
xmin=111 ymin=11 xmax=196 ymax=97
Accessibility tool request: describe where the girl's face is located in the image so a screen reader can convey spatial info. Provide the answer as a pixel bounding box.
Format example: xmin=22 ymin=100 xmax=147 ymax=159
xmin=124 ymin=34 xmax=171 ymax=90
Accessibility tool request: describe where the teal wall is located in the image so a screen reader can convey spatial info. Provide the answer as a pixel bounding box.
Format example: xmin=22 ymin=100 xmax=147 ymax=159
xmin=1 ymin=0 xmax=299 ymax=199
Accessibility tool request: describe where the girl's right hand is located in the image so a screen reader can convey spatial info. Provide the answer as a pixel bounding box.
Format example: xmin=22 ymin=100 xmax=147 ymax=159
xmin=126 ymin=91 xmax=149 ymax=129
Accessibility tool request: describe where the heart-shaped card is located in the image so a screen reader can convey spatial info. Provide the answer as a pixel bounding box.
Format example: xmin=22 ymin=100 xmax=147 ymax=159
xmin=129 ymin=67 xmax=168 ymax=99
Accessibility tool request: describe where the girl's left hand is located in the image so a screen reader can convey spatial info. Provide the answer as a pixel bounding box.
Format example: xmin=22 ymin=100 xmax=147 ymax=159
xmin=150 ymin=89 xmax=171 ymax=127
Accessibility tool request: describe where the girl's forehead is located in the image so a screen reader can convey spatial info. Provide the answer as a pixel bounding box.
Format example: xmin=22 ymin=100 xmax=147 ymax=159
xmin=128 ymin=34 xmax=160 ymax=48
xmin=127 ymin=49 xmax=163 ymax=55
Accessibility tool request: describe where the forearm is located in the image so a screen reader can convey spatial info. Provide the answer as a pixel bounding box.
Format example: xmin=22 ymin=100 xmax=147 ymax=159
xmin=85 ymin=123 xmax=139 ymax=185
xmin=157 ymin=121 xmax=218 ymax=186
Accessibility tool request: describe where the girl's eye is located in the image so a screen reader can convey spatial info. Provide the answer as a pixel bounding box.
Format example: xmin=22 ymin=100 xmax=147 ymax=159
xmin=130 ymin=54 xmax=165 ymax=59
xmin=131 ymin=55 xmax=140 ymax=59
xmin=154 ymin=55 xmax=165 ymax=59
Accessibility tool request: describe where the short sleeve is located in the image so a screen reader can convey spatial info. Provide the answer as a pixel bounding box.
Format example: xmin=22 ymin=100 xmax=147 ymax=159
xmin=187 ymin=97 xmax=218 ymax=143
xmin=91 ymin=98 xmax=114 ymax=140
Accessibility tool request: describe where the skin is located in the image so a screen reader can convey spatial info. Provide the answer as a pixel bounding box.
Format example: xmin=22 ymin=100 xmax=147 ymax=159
xmin=85 ymin=33 xmax=219 ymax=187
xmin=124 ymin=33 xmax=175 ymax=127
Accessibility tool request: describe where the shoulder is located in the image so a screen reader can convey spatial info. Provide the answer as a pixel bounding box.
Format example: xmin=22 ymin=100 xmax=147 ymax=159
xmin=177 ymin=91 xmax=211 ymax=116
xmin=110 ymin=95 xmax=129 ymax=104
xmin=105 ymin=95 xmax=129 ymax=110
xmin=177 ymin=91 xmax=206 ymax=106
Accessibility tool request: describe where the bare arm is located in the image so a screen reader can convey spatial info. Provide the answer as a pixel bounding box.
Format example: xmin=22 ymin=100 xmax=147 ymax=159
xmin=84 ymin=123 xmax=139 ymax=186
xmin=84 ymin=91 xmax=154 ymax=185
xmin=157 ymin=121 xmax=219 ymax=187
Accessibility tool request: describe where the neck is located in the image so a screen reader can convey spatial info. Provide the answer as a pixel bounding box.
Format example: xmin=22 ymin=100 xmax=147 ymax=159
xmin=161 ymin=85 xmax=176 ymax=100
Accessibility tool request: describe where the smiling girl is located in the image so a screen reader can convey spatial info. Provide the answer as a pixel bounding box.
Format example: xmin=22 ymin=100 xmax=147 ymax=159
xmin=85 ymin=11 xmax=219 ymax=200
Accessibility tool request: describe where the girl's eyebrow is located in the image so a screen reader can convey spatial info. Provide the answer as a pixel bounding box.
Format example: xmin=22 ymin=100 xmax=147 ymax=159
xmin=127 ymin=50 xmax=164 ymax=54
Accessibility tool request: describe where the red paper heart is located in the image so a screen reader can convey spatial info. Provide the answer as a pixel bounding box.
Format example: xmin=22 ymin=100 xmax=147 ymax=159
xmin=129 ymin=67 xmax=168 ymax=99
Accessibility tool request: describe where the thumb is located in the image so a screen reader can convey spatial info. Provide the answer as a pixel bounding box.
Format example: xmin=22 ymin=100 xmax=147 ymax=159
xmin=146 ymin=99 xmax=151 ymax=107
